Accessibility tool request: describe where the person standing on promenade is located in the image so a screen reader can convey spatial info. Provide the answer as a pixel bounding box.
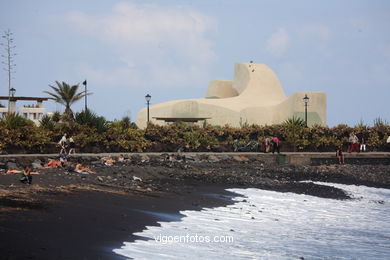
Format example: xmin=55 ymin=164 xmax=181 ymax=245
xmin=58 ymin=133 xmax=67 ymax=154
xmin=264 ymin=137 xmax=271 ymax=153
xmin=68 ymin=136 xmax=76 ymax=155
xmin=360 ymin=137 xmax=366 ymax=152
xmin=271 ymin=136 xmax=280 ymax=154
xmin=387 ymin=136 xmax=390 ymax=151
xmin=348 ymin=133 xmax=360 ymax=153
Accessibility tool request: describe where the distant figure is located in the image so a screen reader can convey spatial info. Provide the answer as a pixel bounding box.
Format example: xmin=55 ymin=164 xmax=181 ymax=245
xmin=336 ymin=148 xmax=345 ymax=165
xmin=118 ymin=154 xmax=125 ymax=163
xmin=104 ymin=156 xmax=115 ymax=166
xmin=75 ymin=163 xmax=95 ymax=174
xmin=68 ymin=137 xmax=76 ymax=155
xmin=58 ymin=133 xmax=68 ymax=154
xmin=264 ymin=137 xmax=271 ymax=153
xmin=360 ymin=137 xmax=366 ymax=152
xmin=348 ymin=133 xmax=360 ymax=153
xmin=176 ymin=147 xmax=185 ymax=161
xmin=59 ymin=153 xmax=68 ymax=167
xmin=20 ymin=166 xmax=32 ymax=185
xmin=271 ymin=137 xmax=280 ymax=154
xmin=44 ymin=159 xmax=62 ymax=168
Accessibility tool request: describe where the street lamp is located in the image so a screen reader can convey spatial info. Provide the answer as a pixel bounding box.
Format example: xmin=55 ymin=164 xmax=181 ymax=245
xmin=82 ymin=80 xmax=87 ymax=111
xmin=303 ymin=94 xmax=310 ymax=127
xmin=145 ymin=94 xmax=151 ymax=123
xmin=10 ymin=88 xmax=16 ymax=97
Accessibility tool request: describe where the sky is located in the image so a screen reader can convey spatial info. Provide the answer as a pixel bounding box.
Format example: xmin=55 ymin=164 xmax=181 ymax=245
xmin=0 ymin=0 xmax=389 ymax=126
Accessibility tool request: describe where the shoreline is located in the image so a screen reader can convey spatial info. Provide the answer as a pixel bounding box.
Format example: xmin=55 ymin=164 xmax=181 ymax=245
xmin=0 ymin=181 xmax=238 ymax=260
xmin=1 ymin=154 xmax=389 ymax=259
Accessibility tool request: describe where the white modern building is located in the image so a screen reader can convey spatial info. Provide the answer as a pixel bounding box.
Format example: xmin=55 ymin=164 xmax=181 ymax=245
xmin=136 ymin=62 xmax=326 ymax=128
xmin=0 ymin=96 xmax=49 ymax=125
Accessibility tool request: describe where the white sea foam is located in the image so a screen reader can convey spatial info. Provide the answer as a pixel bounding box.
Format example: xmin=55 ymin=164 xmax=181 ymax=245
xmin=114 ymin=183 xmax=390 ymax=259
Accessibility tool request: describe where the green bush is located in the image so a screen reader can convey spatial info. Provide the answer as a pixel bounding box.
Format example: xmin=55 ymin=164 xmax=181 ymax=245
xmin=1 ymin=112 xmax=389 ymax=153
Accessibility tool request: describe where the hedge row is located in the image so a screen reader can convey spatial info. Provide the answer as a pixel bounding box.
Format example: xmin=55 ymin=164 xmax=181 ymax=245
xmin=0 ymin=114 xmax=389 ymax=153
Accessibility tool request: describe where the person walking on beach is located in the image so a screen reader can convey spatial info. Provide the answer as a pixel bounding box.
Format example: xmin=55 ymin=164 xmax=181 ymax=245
xmin=348 ymin=133 xmax=359 ymax=153
xmin=68 ymin=136 xmax=76 ymax=155
xmin=271 ymin=136 xmax=280 ymax=154
xmin=58 ymin=133 xmax=67 ymax=154
xmin=336 ymin=148 xmax=345 ymax=165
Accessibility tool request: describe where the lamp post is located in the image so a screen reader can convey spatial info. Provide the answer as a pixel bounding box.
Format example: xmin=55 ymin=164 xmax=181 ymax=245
xmin=303 ymin=94 xmax=310 ymax=127
xmin=8 ymin=88 xmax=15 ymax=114
xmin=145 ymin=94 xmax=151 ymax=124
xmin=82 ymin=80 xmax=87 ymax=111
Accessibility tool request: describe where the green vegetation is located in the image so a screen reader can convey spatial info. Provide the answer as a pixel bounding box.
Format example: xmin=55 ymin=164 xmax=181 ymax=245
xmin=0 ymin=114 xmax=389 ymax=154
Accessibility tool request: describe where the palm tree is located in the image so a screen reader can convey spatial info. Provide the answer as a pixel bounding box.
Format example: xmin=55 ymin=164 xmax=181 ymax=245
xmin=44 ymin=81 xmax=91 ymax=117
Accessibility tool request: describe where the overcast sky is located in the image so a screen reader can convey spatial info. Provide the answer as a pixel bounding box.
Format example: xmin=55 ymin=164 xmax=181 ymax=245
xmin=0 ymin=0 xmax=389 ymax=126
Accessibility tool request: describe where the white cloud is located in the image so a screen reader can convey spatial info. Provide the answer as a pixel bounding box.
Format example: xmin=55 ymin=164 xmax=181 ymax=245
xmin=265 ymin=28 xmax=290 ymax=57
xmin=63 ymin=1 xmax=216 ymax=88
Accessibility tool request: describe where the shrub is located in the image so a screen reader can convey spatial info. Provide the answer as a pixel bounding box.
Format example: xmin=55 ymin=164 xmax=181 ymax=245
xmin=75 ymin=109 xmax=108 ymax=133
xmin=0 ymin=113 xmax=33 ymax=129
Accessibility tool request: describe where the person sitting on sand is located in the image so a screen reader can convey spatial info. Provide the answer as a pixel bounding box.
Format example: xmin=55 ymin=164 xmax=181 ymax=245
xmin=20 ymin=166 xmax=33 ymax=185
xmin=118 ymin=154 xmax=125 ymax=163
xmin=104 ymin=156 xmax=115 ymax=166
xmin=176 ymin=147 xmax=185 ymax=161
xmin=336 ymin=148 xmax=345 ymax=165
xmin=75 ymin=163 xmax=95 ymax=174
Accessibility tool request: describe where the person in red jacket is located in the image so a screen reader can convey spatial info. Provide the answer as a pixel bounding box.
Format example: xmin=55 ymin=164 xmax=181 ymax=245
xmin=271 ymin=136 xmax=280 ymax=154
xmin=348 ymin=133 xmax=360 ymax=153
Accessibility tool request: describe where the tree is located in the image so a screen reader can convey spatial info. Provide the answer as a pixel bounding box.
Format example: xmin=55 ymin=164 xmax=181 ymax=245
xmin=44 ymin=81 xmax=91 ymax=117
xmin=1 ymin=29 xmax=17 ymax=113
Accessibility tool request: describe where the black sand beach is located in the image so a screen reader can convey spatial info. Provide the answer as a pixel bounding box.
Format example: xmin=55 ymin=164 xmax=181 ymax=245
xmin=1 ymin=153 xmax=389 ymax=259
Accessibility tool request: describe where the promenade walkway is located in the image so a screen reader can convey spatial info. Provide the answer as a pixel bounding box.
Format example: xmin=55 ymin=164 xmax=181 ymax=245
xmin=1 ymin=152 xmax=389 ymax=165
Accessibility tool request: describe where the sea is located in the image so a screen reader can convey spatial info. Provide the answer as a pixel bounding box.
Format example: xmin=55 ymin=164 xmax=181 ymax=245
xmin=114 ymin=182 xmax=390 ymax=259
